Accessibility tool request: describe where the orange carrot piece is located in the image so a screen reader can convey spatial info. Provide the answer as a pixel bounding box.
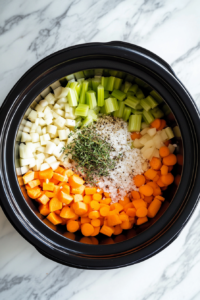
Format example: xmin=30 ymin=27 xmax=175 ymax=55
xmin=88 ymin=211 xmax=100 ymax=219
xmin=114 ymin=203 xmax=124 ymax=212
xmin=136 ymin=207 xmax=148 ymax=217
xmin=55 ymin=166 xmax=65 ymax=174
xmin=144 ymin=169 xmax=157 ymax=180
xmin=74 ymin=202 xmax=88 ymax=216
xmin=131 ymin=191 xmax=140 ymax=200
xmin=161 ymin=173 xmax=174 ymax=185
xmin=157 ymin=177 xmax=166 ymax=188
xmin=85 ymin=187 xmax=97 ymax=195
xmin=134 ymin=174 xmax=146 ymax=187
xmin=131 ymin=132 xmax=142 ymax=140
xmin=150 ymin=119 xmax=161 ymax=130
xmin=143 ymin=195 xmax=153 ymax=203
xmin=81 ymin=223 xmax=94 ymax=236
xmin=100 ymin=225 xmax=114 ymax=237
xmin=163 ymin=154 xmax=177 ymax=166
xmin=38 ymin=203 xmax=50 ymax=216
xmin=136 ymin=217 xmax=148 ymax=225
xmin=47 ymin=212 xmax=62 ymax=225
xmin=175 ymin=174 xmax=181 ymax=186
xmin=177 ymin=154 xmax=183 ymax=165
xmin=37 ymin=193 xmax=49 ymax=205
xmin=104 ymin=192 xmax=110 ymax=198
xmin=150 ymin=157 xmax=162 ymax=170
xmin=124 ymin=202 xmax=134 ymax=212
xmin=58 ymin=191 xmax=73 ymax=204
xmin=90 ymin=201 xmax=100 ymax=211
xmin=49 ymin=197 xmax=62 ymax=212
xmin=74 ymin=194 xmax=83 ymax=202
xmin=101 ymin=198 xmax=112 ymax=205
xmin=155 ymin=195 xmax=165 ymax=202
xmin=71 ymin=185 xmax=85 ymax=195
xmin=92 ymin=193 xmax=102 ymax=201
xmin=23 ymin=171 xmax=35 ymax=184
xmin=126 ymin=208 xmax=136 ymax=217
xmin=157 ymin=119 xmax=166 ymax=131
xmin=119 ymin=213 xmax=129 ymax=222
xmin=132 ymin=199 xmax=147 ymax=209
xmin=34 ymin=171 xmax=39 ymax=179
xmin=91 ymin=219 xmax=101 ymax=227
xmin=139 ymin=185 xmax=154 ymax=196
xmin=159 ymin=146 xmax=170 ymax=158
xmin=67 ymin=220 xmax=79 ymax=233
xmin=91 ymin=226 xmax=100 ymax=236
xmin=147 ymin=199 xmax=162 ymax=218
xmin=107 ymin=214 xmax=122 ymax=227
xmin=68 ymin=175 xmax=85 ymax=188
xmin=53 ymin=172 xmax=68 ymax=182
xmin=83 ymin=195 xmax=92 ymax=204
xmin=121 ymin=220 xmax=131 ymax=230
xmin=27 ymin=179 xmax=40 ymax=188
xmin=113 ymin=225 xmax=123 ymax=235
xmin=27 ymin=186 xmax=41 ymax=199
xmin=60 ymin=207 xmax=76 ymax=219
xmin=39 ymin=168 xmax=54 ymax=180
xmin=100 ymin=206 xmax=110 ymax=217
xmin=164 ymin=140 xmax=170 ymax=146
xmin=81 ymin=217 xmax=91 ymax=224
xmin=161 ymin=165 xmax=168 ymax=175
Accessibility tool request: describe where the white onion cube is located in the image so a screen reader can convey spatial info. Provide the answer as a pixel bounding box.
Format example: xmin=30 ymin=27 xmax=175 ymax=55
xmin=28 ymin=110 xmax=37 ymax=122
xmin=30 ymin=133 xmax=39 ymax=142
xmin=45 ymin=141 xmax=56 ymax=154
xmin=45 ymin=155 xmax=56 ymax=164
xmin=39 ymin=100 xmax=48 ymax=107
xmin=21 ymin=132 xmax=32 ymax=143
xmin=49 ymin=161 xmax=60 ymax=171
xmin=54 ymin=116 xmax=66 ymax=128
xmin=54 ymin=87 xmax=62 ymax=98
xmin=40 ymin=163 xmax=50 ymax=171
xmin=65 ymin=119 xmax=75 ymax=128
xmin=21 ymin=166 xmax=30 ymax=175
xmin=35 ymin=104 xmax=44 ymax=112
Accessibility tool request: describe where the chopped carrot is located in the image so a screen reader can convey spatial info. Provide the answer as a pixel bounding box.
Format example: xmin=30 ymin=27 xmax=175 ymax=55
xmin=124 ymin=202 xmax=134 ymax=212
xmin=132 ymin=199 xmax=147 ymax=209
xmin=47 ymin=212 xmax=62 ymax=225
xmin=88 ymin=211 xmax=100 ymax=219
xmin=136 ymin=207 xmax=148 ymax=217
xmin=161 ymin=165 xmax=168 ymax=175
xmin=100 ymin=225 xmax=114 ymax=237
xmin=134 ymin=174 xmax=146 ymax=187
xmin=85 ymin=187 xmax=97 ymax=195
xmin=146 ymin=181 xmax=158 ymax=189
xmin=71 ymin=185 xmax=85 ymax=195
xmin=60 ymin=207 xmax=76 ymax=219
xmin=91 ymin=219 xmax=101 ymax=227
xmin=150 ymin=119 xmax=161 ymax=130
xmin=143 ymin=196 xmax=153 ymax=203
xmin=121 ymin=220 xmax=131 ymax=230
xmin=161 ymin=173 xmax=174 ymax=185
xmin=164 ymin=140 xmax=170 ymax=146
xmin=62 ymin=185 xmax=70 ymax=195
xmin=131 ymin=191 xmax=140 ymax=200
xmin=49 ymin=197 xmax=62 ymax=212
xmin=90 ymin=201 xmax=100 ymax=211
xmin=159 ymin=146 xmax=170 ymax=158
xmin=53 ymin=185 xmax=60 ymax=195
xmin=49 ymin=177 xmax=59 ymax=185
xmin=119 ymin=213 xmax=129 ymax=222
xmin=92 ymin=193 xmax=102 ymax=201
xmin=91 ymin=226 xmax=100 ymax=236
xmin=74 ymin=194 xmax=83 ymax=202
xmin=139 ymin=185 xmax=154 ymax=196
xmin=53 ymin=172 xmax=67 ymax=182
xmin=136 ymin=217 xmax=148 ymax=225
xmin=39 ymin=168 xmax=54 ymax=180
xmin=153 ymin=187 xmax=162 ymax=196
xmin=147 ymin=199 xmax=162 ymax=218
xmin=37 ymin=193 xmax=50 ymax=205
xmin=175 ymin=174 xmax=181 ymax=186
xmin=38 ymin=203 xmax=50 ymax=216
xmin=63 ymin=169 xmax=74 ymax=177
xmin=157 ymin=119 xmax=166 ymax=131
xmin=68 ymin=175 xmax=84 ymax=188
xmin=81 ymin=217 xmax=91 ymax=224
xmin=100 ymin=206 xmax=110 ymax=217
xmin=74 ymin=202 xmax=88 ymax=216
xmin=163 ymin=154 xmax=177 ymax=166
xmin=153 ymin=174 xmax=160 ymax=182
xmin=107 ymin=214 xmax=122 ymax=226
xmin=150 ymin=157 xmax=162 ymax=170
xmin=81 ymin=223 xmax=94 ymax=236
xmin=104 ymin=192 xmax=110 ymax=197
xmin=58 ymin=191 xmax=73 ymax=204
xmin=157 ymin=177 xmax=166 ymax=188
xmin=126 ymin=208 xmax=136 ymax=217
xmin=55 ymin=166 xmax=65 ymax=174
xmin=43 ymin=182 xmax=54 ymax=191
xmin=23 ymin=171 xmax=35 ymax=184
xmin=101 ymin=198 xmax=112 ymax=205
xmin=144 ymin=169 xmax=157 ymax=180
xmin=155 ymin=196 xmax=165 ymax=202
xmin=177 ymin=154 xmax=183 ymax=165
xmin=54 ymin=209 xmax=61 ymax=215
xmin=113 ymin=225 xmax=123 ymax=235
xmin=34 ymin=171 xmax=39 ymax=179
xmin=67 ymin=220 xmax=79 ymax=233
xmin=114 ymin=203 xmax=124 ymax=212
xmin=83 ymin=195 xmax=92 ymax=204
xmin=27 ymin=179 xmax=40 ymax=188
xmin=27 ymin=186 xmax=41 ymax=199
xmin=131 ymin=132 xmax=142 ymax=140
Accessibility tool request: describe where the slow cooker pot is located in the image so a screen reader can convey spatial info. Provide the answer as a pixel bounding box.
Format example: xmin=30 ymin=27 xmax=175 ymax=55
xmin=0 ymin=42 xmax=200 ymax=269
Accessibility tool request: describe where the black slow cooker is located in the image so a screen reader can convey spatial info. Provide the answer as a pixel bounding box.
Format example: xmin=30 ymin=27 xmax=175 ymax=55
xmin=0 ymin=42 xmax=200 ymax=269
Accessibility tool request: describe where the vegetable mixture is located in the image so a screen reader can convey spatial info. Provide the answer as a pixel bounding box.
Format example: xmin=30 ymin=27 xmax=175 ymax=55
xmin=17 ymin=69 xmax=182 ymax=242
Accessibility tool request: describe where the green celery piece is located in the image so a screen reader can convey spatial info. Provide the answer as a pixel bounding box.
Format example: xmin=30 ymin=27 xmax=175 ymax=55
xmin=135 ymin=102 xmax=143 ymax=110
xmin=124 ymin=81 xmax=132 ymax=93
xmin=128 ymin=84 xmax=138 ymax=95
xmin=97 ymin=85 xmax=104 ymax=107
xmin=81 ymin=116 xmax=93 ymax=128
xmin=88 ymin=109 xmax=98 ymax=121
xmin=109 ymin=70 xmax=118 ymax=76
xmin=161 ymin=103 xmax=171 ymax=115
xmin=135 ymin=77 xmax=149 ymax=88
xmin=142 ymin=110 xmax=154 ymax=124
xmin=131 ymin=109 xmax=143 ymax=115
xmin=111 ymin=89 xmax=126 ymax=101
xmin=128 ymin=115 xmax=142 ymax=132
xmin=87 ymin=78 xmax=92 ymax=89
xmin=79 ymin=80 xmax=89 ymax=104
xmin=136 ymin=88 xmax=145 ymax=99
xmin=68 ymin=88 xmax=77 ymax=107
xmin=125 ymin=74 xmax=135 ymax=82
xmin=141 ymin=122 xmax=149 ymax=129
xmin=86 ymin=90 xmax=97 ymax=109
xmin=69 ymin=82 xmax=79 ymax=101
xmin=120 ymin=83 xmax=125 ymax=92
xmin=113 ymin=78 xmax=123 ymax=90
xmin=150 ymin=90 xmax=163 ymax=104
xmin=151 ymin=107 xmax=164 ymax=119
xmin=66 ymin=74 xmax=75 ymax=81
xmin=92 ymin=78 xmax=101 ymax=92
xmin=113 ymin=101 xmax=125 ymax=118
xmin=75 ymin=104 xmax=89 ymax=117
xmin=146 ymin=95 xmax=158 ymax=109
xmin=75 ymin=117 xmax=82 ymax=128
xmin=74 ymin=71 xmax=85 ymax=80
xmin=93 ymin=106 xmax=101 ymax=114
xmin=104 ymin=97 xmax=119 ymax=114
xmin=83 ymin=70 xmax=94 ymax=78
xmin=78 ymin=78 xmax=85 ymax=84
xmin=95 ymin=69 xmax=104 ymax=76
xmin=116 ymin=71 xmax=126 ymax=79
xmin=124 ymin=98 xmax=140 ymax=109
xmin=165 ymin=127 xmax=174 ymax=139
xmin=100 ymin=105 xmax=107 ymax=114
xmin=122 ymin=106 xmax=132 ymax=121
xmin=106 ymin=76 xmax=115 ymax=92
xmin=140 ymin=99 xmax=151 ymax=111
xmin=75 ymin=83 xmax=82 ymax=97
xmin=101 ymin=77 xmax=108 ymax=90
xmin=104 ymin=90 xmax=110 ymax=99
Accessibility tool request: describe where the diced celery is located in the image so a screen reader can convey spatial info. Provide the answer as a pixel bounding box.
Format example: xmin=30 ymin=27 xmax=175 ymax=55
xmin=124 ymin=98 xmax=140 ymax=109
xmin=93 ymin=106 xmax=101 ymax=114
xmin=104 ymin=98 xmax=119 ymax=114
xmin=173 ymin=126 xmax=181 ymax=138
xmin=113 ymin=101 xmax=125 ymax=118
xmin=88 ymin=109 xmax=98 ymax=121
xmin=165 ymin=127 xmax=174 ymax=139
xmin=81 ymin=117 xmax=93 ymax=128
xmin=100 ymin=105 xmax=107 ymax=115
xmin=120 ymin=84 xmax=125 ymax=92
xmin=161 ymin=103 xmax=171 ymax=115
xmin=95 ymin=69 xmax=104 ymax=76
xmin=97 ymin=85 xmax=104 ymax=107
xmin=109 ymin=70 xmax=118 ymax=76
xmin=122 ymin=106 xmax=132 ymax=121
xmin=135 ymin=77 xmax=149 ymax=88
xmin=150 ymin=90 xmax=163 ymax=104
xmin=125 ymin=74 xmax=135 ymax=82
xmin=83 ymin=69 xmax=94 ymax=78
xmin=142 ymin=110 xmax=155 ymax=124
xmin=113 ymin=78 xmax=123 ymax=90
xmin=123 ymin=81 xmax=132 ymax=93
xmin=140 ymin=99 xmax=151 ymax=111
xmin=74 ymin=71 xmax=85 ymax=80
xmin=111 ymin=89 xmax=126 ymax=101
xmin=79 ymin=81 xmax=89 ymax=104
xmin=136 ymin=88 xmax=145 ymax=99
xmin=75 ymin=117 xmax=82 ymax=128
xmin=86 ymin=90 xmax=97 ymax=109
xmin=141 ymin=122 xmax=149 ymax=129
xmin=68 ymin=88 xmax=77 ymax=107
xmin=106 ymin=77 xmax=115 ymax=91
xmin=101 ymin=77 xmax=108 ymax=90
xmin=116 ymin=71 xmax=126 ymax=78
xmin=78 ymin=78 xmax=85 ymax=84
xmin=135 ymin=102 xmax=143 ymax=110
xmin=131 ymin=109 xmax=143 ymax=115
xmin=151 ymin=107 xmax=164 ymax=119
xmin=104 ymin=90 xmax=110 ymax=99
xmin=92 ymin=78 xmax=101 ymax=92
xmin=87 ymin=78 xmax=92 ymax=89
xmin=128 ymin=84 xmax=138 ymax=95
xmin=75 ymin=83 xmax=82 ymax=97
xmin=69 ymin=82 xmax=79 ymax=101
xmin=75 ymin=104 xmax=89 ymax=117
xmin=128 ymin=115 xmax=142 ymax=132
xmin=66 ymin=74 xmax=75 ymax=81
xmin=146 ymin=95 xmax=158 ymax=109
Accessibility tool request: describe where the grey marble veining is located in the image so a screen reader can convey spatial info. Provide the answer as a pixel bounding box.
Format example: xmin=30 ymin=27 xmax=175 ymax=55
xmin=1 ymin=0 xmax=200 ymax=299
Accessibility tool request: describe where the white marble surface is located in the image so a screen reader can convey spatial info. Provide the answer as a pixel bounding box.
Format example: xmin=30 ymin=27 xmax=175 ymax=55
xmin=1 ymin=0 xmax=200 ymax=299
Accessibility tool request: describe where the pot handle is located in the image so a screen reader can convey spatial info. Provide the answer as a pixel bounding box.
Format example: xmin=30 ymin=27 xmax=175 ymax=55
xmin=106 ymin=41 xmax=175 ymax=76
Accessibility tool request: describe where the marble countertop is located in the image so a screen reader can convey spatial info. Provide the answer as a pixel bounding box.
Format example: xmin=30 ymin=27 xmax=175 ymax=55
xmin=1 ymin=0 xmax=200 ymax=299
